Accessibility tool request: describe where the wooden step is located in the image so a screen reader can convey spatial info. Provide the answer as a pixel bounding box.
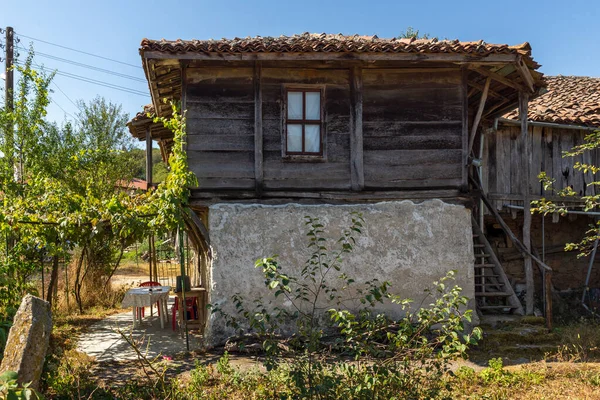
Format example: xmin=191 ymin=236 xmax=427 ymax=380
xmin=474 ymin=244 xmax=485 ymax=248
xmin=475 ymin=274 xmax=500 ymax=278
xmin=478 ymin=305 xmax=519 ymax=310
xmin=475 ymin=282 xmax=505 ymax=286
xmin=474 ymin=263 xmax=496 ymax=268
xmin=474 ymin=253 xmax=491 ymax=257
xmin=475 ymin=292 xmax=511 ymax=297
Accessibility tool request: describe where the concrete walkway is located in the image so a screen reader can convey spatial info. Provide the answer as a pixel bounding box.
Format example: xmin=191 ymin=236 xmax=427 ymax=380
xmin=77 ymin=306 xmax=205 ymax=362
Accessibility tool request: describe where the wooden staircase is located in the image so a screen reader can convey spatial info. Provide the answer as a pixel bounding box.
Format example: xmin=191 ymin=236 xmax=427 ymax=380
xmin=472 ymin=217 xmax=524 ymax=315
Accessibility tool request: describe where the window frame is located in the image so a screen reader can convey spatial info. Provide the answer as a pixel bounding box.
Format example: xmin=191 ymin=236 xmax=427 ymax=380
xmin=282 ymin=86 xmax=325 ymax=160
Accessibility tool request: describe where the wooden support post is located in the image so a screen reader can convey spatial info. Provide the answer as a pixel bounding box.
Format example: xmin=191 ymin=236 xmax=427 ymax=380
xmin=461 ymin=67 xmax=469 ymax=188
xmin=520 ymin=91 xmax=534 ymax=315
xmin=350 ymin=66 xmax=364 ymax=191
xmin=145 ymin=126 xmax=152 ymax=187
xmin=254 ymin=62 xmax=263 ymax=194
xmin=468 ymin=77 xmax=491 ymax=154
xmin=515 ymin=56 xmax=535 ymax=93
xmin=545 ymin=270 xmax=553 ymax=330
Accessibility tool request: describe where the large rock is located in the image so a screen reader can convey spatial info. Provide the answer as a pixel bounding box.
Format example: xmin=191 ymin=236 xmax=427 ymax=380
xmin=0 ymin=295 xmax=52 ymax=390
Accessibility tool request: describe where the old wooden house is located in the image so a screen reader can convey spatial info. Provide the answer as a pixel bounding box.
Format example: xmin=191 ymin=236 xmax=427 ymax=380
xmin=481 ymin=76 xmax=600 ymax=312
xmin=127 ymin=34 xmax=545 ymax=342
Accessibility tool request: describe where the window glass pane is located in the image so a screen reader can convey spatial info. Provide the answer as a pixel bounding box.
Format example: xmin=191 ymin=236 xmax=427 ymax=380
xmin=287 ymin=92 xmax=303 ymax=119
xmin=287 ymin=124 xmax=303 ymax=152
xmin=305 ymin=125 xmax=320 ymax=153
xmin=305 ymin=92 xmax=320 ymax=120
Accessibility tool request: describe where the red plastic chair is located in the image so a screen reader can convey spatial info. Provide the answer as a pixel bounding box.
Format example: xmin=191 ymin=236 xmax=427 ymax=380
xmin=172 ymin=296 xmax=198 ymax=331
xmin=138 ymin=281 xmax=161 ymax=318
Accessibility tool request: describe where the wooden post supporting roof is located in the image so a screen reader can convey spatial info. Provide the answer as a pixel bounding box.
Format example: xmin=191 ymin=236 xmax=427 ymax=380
xmin=145 ymin=126 xmax=152 ymax=187
xmin=468 ymin=77 xmax=491 ymax=154
xmin=254 ymin=61 xmax=264 ymax=194
xmin=519 ymin=91 xmax=534 ymax=315
xmin=350 ymin=66 xmax=364 ymax=191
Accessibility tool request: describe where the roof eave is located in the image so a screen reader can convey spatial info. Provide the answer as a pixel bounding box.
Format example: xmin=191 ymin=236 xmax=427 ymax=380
xmin=141 ymin=49 xmax=521 ymax=64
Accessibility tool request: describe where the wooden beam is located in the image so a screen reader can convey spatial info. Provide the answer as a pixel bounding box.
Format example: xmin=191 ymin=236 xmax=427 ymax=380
xmin=467 ymin=80 xmax=510 ymax=102
xmin=143 ymin=50 xmax=518 ymax=64
xmin=470 ymin=66 xmax=527 ymax=93
xmin=145 ymin=126 xmax=153 ymax=187
xmin=515 ymin=56 xmax=535 ymax=93
xmin=461 ymin=67 xmax=469 ymax=188
xmin=189 ymin=208 xmax=211 ymax=247
xmin=520 ymin=91 xmax=534 ymax=315
xmin=482 ymin=95 xmax=519 ymax=119
xmin=350 ymin=66 xmax=364 ymax=191
xmin=468 ymin=77 xmax=491 ymax=153
xmin=254 ymin=61 xmax=263 ymax=194
xmin=189 ymin=189 xmax=464 ymax=202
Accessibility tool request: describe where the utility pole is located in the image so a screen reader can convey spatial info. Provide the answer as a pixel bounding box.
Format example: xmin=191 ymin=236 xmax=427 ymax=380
xmin=4 ymin=26 xmax=14 ymax=166
xmin=4 ymin=27 xmax=14 ymax=254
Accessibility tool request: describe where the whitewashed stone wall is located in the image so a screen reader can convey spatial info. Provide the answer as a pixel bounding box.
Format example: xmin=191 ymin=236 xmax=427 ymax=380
xmin=205 ymin=200 xmax=475 ymax=345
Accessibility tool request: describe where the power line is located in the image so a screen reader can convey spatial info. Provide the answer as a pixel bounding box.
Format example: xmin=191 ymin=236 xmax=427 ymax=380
xmin=16 ymin=46 xmax=146 ymax=82
xmin=14 ymin=60 xmax=150 ymax=97
xmin=15 ymin=31 xmax=142 ymax=69
xmin=50 ymin=98 xmax=76 ymax=120
xmin=52 ymin=82 xmax=79 ymax=110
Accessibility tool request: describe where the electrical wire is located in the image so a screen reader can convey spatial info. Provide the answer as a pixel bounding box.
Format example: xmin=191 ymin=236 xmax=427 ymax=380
xmin=16 ymin=45 xmax=145 ymax=82
xmin=52 ymin=82 xmax=79 ymax=110
xmin=50 ymin=98 xmax=76 ymax=120
xmin=14 ymin=60 xmax=149 ymax=97
xmin=15 ymin=32 xmax=142 ymax=69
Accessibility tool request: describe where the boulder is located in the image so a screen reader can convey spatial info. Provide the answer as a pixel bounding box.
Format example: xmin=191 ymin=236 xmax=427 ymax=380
xmin=0 ymin=295 xmax=52 ymax=390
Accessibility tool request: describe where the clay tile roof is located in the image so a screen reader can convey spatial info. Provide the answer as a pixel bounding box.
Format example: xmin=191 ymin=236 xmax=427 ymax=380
xmin=129 ymin=104 xmax=155 ymax=124
xmin=140 ymin=33 xmax=535 ymax=60
xmin=504 ymin=76 xmax=600 ymax=127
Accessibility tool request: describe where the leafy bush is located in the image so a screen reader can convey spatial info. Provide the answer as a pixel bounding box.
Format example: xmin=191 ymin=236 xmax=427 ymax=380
xmin=0 ymin=370 xmax=41 ymax=400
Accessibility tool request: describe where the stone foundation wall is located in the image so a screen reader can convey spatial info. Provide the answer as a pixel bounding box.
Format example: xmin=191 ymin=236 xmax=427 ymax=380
xmin=205 ymin=200 xmax=475 ymax=345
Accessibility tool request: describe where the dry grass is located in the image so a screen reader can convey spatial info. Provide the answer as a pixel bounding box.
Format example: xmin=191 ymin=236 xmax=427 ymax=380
xmin=449 ymin=362 xmax=600 ymax=399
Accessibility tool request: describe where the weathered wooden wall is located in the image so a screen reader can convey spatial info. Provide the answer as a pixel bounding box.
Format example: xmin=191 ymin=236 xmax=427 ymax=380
xmin=484 ymin=126 xmax=599 ymax=209
xmin=186 ymin=67 xmax=256 ymax=190
xmin=185 ymin=64 xmax=466 ymax=197
xmin=262 ymin=68 xmax=352 ymax=190
xmin=362 ymin=69 xmax=464 ymax=189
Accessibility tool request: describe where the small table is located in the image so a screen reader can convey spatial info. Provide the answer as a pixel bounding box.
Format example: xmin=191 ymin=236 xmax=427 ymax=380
xmin=122 ymin=286 xmax=170 ymax=328
xmin=176 ymin=287 xmax=207 ymax=335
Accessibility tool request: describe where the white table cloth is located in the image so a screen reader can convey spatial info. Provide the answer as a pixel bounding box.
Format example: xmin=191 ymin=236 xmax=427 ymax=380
xmin=121 ymin=286 xmax=170 ymax=328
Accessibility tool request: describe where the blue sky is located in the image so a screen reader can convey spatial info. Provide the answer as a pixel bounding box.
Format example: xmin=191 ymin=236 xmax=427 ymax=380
xmin=1 ymin=0 xmax=599 ymax=126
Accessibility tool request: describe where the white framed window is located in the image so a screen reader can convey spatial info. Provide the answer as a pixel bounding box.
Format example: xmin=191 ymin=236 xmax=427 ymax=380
xmin=284 ymin=88 xmax=323 ymax=156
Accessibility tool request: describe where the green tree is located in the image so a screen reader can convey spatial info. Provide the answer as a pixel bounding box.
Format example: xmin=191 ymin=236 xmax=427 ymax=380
xmin=0 ymin=49 xmax=195 ymax=320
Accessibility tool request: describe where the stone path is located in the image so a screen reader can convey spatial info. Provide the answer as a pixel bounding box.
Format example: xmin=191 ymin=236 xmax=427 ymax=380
xmin=77 ymin=306 xmax=205 ymax=362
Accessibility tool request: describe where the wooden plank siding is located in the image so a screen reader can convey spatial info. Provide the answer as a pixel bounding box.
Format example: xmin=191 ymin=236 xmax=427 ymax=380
xmin=186 ymin=67 xmax=256 ymax=189
xmin=362 ymin=69 xmax=464 ymax=189
xmin=261 ymin=68 xmax=352 ymax=190
xmin=485 ymin=125 xmax=599 ymax=208
xmin=184 ymin=64 xmax=468 ymax=197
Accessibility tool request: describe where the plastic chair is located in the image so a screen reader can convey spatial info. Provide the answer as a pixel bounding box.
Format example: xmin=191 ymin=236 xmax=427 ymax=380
xmin=138 ymin=281 xmax=161 ymax=318
xmin=172 ymin=296 xmax=198 ymax=331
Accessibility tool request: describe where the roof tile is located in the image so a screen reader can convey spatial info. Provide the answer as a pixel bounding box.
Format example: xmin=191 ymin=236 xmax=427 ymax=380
xmin=140 ymin=33 xmax=535 ymax=61
xmin=504 ymin=76 xmax=600 ymax=127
